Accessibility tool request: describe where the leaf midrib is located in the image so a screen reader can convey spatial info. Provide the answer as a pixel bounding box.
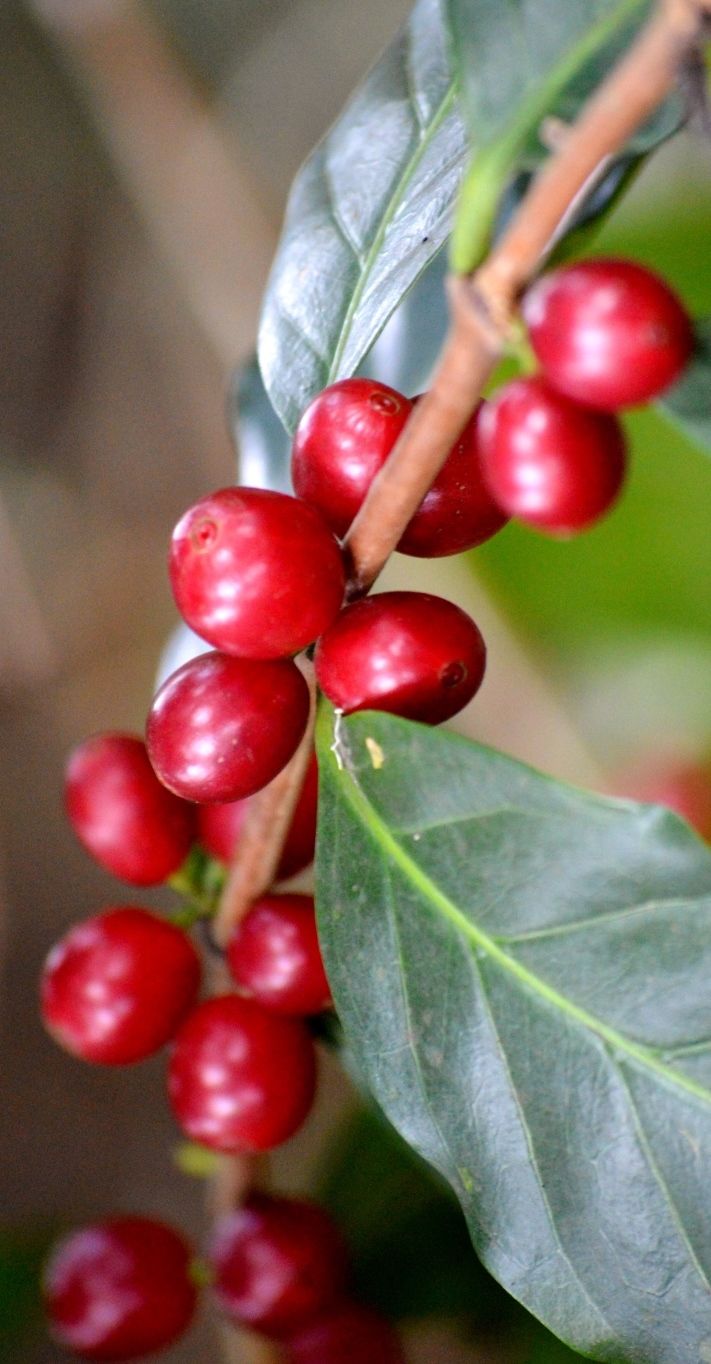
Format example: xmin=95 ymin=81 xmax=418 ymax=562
xmin=459 ymin=0 xmax=648 ymax=161
xmin=326 ymin=83 xmax=459 ymax=384
xmin=333 ymin=735 xmax=711 ymax=1111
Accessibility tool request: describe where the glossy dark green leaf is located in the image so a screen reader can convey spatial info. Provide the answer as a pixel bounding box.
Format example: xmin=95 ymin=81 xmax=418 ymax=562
xmin=258 ymin=0 xmax=467 ymax=434
xmin=320 ymin=1102 xmax=507 ymax=1323
xmin=316 ymin=705 xmax=711 ymax=1363
xmin=658 ymin=320 xmax=711 ymax=458
xmin=446 ymin=0 xmax=682 ymax=270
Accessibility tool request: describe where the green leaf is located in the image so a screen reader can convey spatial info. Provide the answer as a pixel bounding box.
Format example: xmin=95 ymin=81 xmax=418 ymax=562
xmin=658 ymin=320 xmax=711 ymax=458
xmin=258 ymin=0 xmax=467 ymax=433
xmin=447 ymin=0 xmax=682 ymax=271
xmin=320 ymin=1102 xmax=508 ymax=1323
xmin=316 ymin=705 xmax=711 ymax=1363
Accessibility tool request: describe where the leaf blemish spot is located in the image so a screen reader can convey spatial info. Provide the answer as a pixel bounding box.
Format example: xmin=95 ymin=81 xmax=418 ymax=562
xmin=365 ymin=737 xmax=385 ymax=770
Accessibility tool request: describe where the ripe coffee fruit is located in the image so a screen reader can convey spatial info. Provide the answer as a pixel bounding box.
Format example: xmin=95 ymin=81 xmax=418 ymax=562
xmin=41 ymin=907 xmax=201 ymax=1065
xmin=396 ymin=403 xmax=509 ymax=557
xmin=43 ymin=1217 xmax=196 ymax=1360
xmin=198 ymin=750 xmax=318 ymax=880
xmin=523 ymin=258 xmax=693 ymax=410
xmin=169 ymin=487 xmax=345 ymax=658
xmin=227 ymin=894 xmax=330 ymax=1016
xmin=479 ymin=376 xmax=626 ymax=535
xmin=168 ymin=995 xmax=316 ymax=1151
xmin=146 ymin=651 xmax=310 ymax=803
xmin=315 ymin=591 xmax=486 ymax=724
xmin=292 ymin=378 xmax=412 ymax=539
xmin=284 ymin=1301 xmax=405 ymax=1364
xmin=65 ymin=733 xmax=195 ymax=885
xmin=207 ymin=1194 xmax=348 ymax=1336
xmin=292 ymin=380 xmax=507 ymax=555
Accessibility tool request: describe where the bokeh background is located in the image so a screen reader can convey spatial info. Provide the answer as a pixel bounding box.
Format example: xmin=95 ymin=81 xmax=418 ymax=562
xmin=1 ymin=1 xmax=709 ymax=1360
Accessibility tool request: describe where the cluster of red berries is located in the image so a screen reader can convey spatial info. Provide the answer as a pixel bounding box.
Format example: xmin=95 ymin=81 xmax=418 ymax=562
xmin=39 ymin=254 xmax=694 ymax=1360
xmin=44 ymin=1195 xmax=404 ymax=1362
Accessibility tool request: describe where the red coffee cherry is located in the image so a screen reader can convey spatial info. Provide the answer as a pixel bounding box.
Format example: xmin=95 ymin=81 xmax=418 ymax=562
xmin=613 ymin=758 xmax=711 ymax=841
xmin=169 ymin=487 xmax=345 ymax=659
xmin=198 ymin=751 xmax=318 ymax=880
xmin=396 ymin=402 xmax=509 ymax=556
xmin=168 ymin=995 xmax=316 ymax=1152
xmin=207 ymin=1194 xmax=348 ymax=1336
xmin=227 ymin=894 xmax=330 ymax=1016
xmin=314 ymin=591 xmax=486 ymax=725
xmin=523 ymin=258 xmax=693 ymax=410
xmin=284 ymin=1301 xmax=405 ymax=1364
xmin=292 ymin=380 xmax=507 ymax=555
xmin=292 ymin=378 xmax=412 ymax=539
xmin=479 ymin=376 xmax=626 ymax=535
xmin=65 ymin=733 xmax=196 ymax=885
xmin=146 ymin=651 xmax=310 ymax=804
xmin=41 ymin=907 xmax=201 ymax=1065
xmin=43 ymin=1217 xmax=196 ymax=1360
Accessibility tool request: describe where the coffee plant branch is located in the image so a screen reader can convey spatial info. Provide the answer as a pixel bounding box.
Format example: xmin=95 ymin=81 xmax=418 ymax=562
xmin=343 ymin=0 xmax=711 ymax=594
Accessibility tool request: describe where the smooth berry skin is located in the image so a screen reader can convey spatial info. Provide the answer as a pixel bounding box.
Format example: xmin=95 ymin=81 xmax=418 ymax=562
xmin=43 ymin=1217 xmax=196 ymax=1361
xmin=524 ymin=258 xmax=693 ymax=411
xmin=198 ymin=751 xmax=318 ymax=880
xmin=146 ymin=651 xmax=310 ymax=804
xmin=397 ymin=401 xmax=509 ymax=556
xmin=227 ymin=895 xmax=331 ymax=1016
xmin=479 ymin=376 xmax=626 ymax=535
xmin=315 ymin=591 xmax=486 ymax=725
xmin=41 ymin=907 xmax=201 ymax=1065
xmin=284 ymin=1302 xmax=405 ymax=1364
xmin=168 ymin=995 xmax=316 ymax=1152
xmin=65 ymin=733 xmax=196 ymax=886
xmin=169 ymin=487 xmax=345 ymax=659
xmin=207 ymin=1194 xmax=348 ymax=1337
xmin=292 ymin=379 xmax=412 ymax=539
xmin=292 ymin=381 xmax=507 ymax=556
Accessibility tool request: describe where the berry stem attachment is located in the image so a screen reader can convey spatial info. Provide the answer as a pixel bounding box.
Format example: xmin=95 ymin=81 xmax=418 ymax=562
xmin=212 ymin=662 xmax=318 ymax=953
xmin=343 ymin=0 xmax=709 ymax=596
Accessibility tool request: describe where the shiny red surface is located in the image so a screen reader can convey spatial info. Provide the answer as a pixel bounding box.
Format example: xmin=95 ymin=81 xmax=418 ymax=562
xmin=397 ymin=402 xmax=509 ymax=556
xmin=479 ymin=376 xmax=626 ymax=535
xmin=315 ymin=591 xmax=486 ymax=725
xmin=284 ymin=1301 xmax=405 ymax=1363
xmin=208 ymin=1194 xmax=347 ymax=1335
xmin=292 ymin=378 xmax=412 ymax=538
xmin=198 ymin=750 xmax=318 ymax=879
xmin=43 ymin=1217 xmax=196 ymax=1360
xmin=227 ymin=894 xmax=330 ymax=1016
xmin=169 ymin=486 xmax=345 ymax=659
xmin=41 ymin=907 xmax=201 ymax=1065
xmin=64 ymin=733 xmax=196 ymax=886
xmin=146 ymin=651 xmax=310 ymax=803
xmin=524 ymin=258 xmax=693 ymax=410
xmin=292 ymin=380 xmax=507 ymax=555
xmin=168 ymin=995 xmax=316 ymax=1151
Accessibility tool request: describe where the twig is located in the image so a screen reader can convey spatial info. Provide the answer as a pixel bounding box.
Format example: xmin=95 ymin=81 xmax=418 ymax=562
xmin=344 ymin=0 xmax=709 ymax=595
xmin=208 ymin=666 xmax=316 ymax=1364
xmin=212 ymin=664 xmax=317 ymax=950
